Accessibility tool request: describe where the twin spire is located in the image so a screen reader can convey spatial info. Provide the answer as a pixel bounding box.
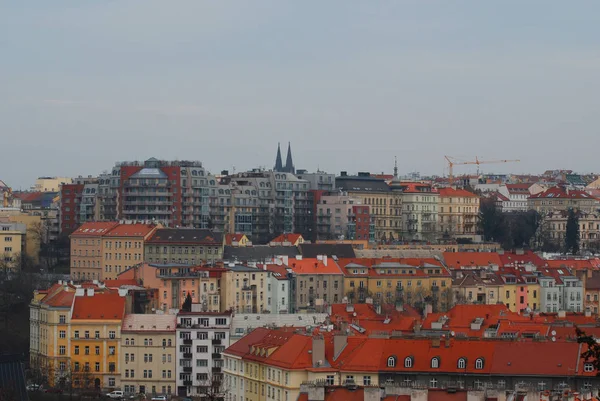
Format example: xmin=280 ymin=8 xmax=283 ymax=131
xmin=274 ymin=142 xmax=295 ymax=174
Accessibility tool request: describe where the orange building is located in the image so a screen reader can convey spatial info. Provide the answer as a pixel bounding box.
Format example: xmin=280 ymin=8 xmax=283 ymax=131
xmin=101 ymin=223 xmax=158 ymax=280
xmin=70 ymin=222 xmax=118 ymax=281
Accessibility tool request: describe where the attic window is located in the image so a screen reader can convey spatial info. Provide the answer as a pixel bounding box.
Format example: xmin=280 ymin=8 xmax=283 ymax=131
xmin=457 ymin=358 xmax=466 ymax=369
xmin=404 ymin=356 xmax=413 ymax=368
xmin=584 ymin=363 xmax=594 ymax=372
xmin=387 ymin=356 xmax=397 ymax=368
xmin=475 ymin=358 xmax=484 ymax=370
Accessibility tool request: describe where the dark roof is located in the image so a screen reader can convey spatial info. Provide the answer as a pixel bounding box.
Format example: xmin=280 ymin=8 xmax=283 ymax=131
xmin=147 ymin=228 xmax=223 ymax=245
xmin=0 ymin=354 xmax=28 ymax=401
xmin=335 ymin=176 xmax=391 ymax=192
xmin=223 ymin=245 xmax=299 ymax=262
xmin=299 ymin=243 xmax=356 ymax=258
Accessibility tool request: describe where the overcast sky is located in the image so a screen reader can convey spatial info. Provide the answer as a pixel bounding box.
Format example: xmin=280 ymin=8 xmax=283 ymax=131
xmin=2 ymin=1 xmax=600 ymax=189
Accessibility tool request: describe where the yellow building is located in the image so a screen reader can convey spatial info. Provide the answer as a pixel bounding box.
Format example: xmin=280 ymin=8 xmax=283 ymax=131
xmin=0 ymin=218 xmax=26 ymax=270
xmin=121 ymin=314 xmax=177 ymax=397
xmin=101 ymin=223 xmax=158 ymax=280
xmin=35 ymin=177 xmax=73 ymax=192
xmin=70 ymin=290 xmax=126 ymax=390
xmin=437 ymin=187 xmax=480 ymax=239
xmin=29 ymin=282 xmax=76 ymax=386
xmin=222 ymin=265 xmax=271 ymax=313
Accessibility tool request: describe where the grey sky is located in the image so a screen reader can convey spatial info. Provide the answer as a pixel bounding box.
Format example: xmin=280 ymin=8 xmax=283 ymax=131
xmin=2 ymin=1 xmax=600 ymax=188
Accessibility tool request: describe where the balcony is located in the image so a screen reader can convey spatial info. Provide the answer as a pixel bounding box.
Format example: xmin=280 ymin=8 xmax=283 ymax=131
xmin=212 ymin=352 xmax=222 ymax=359
xmin=211 ymin=367 xmax=222 ymax=373
xmin=212 ymin=339 xmax=222 ymax=345
xmin=183 ymin=380 xmax=193 ymax=386
xmin=183 ymin=353 xmax=193 ymax=359
xmin=183 ymin=367 xmax=193 ymax=373
xmin=183 ymin=339 xmax=193 ymax=345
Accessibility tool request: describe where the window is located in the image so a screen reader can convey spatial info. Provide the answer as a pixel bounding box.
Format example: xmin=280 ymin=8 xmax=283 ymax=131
xmin=325 ymin=375 xmax=334 ymax=386
xmin=457 ymin=358 xmax=466 ymax=369
xmin=95 ymin=346 xmax=100 ymax=355
xmin=95 ymin=331 xmax=100 ymax=339
xmin=109 ymin=346 xmax=115 ymax=355
xmin=109 ymin=330 xmax=116 ymax=339
xmin=584 ymin=363 xmax=594 ymax=372
xmin=363 ymin=376 xmax=371 ymax=386
xmin=387 ymin=356 xmax=396 ymax=368
xmin=95 ymin=362 xmax=100 ymax=372
xmin=109 ymin=377 xmax=115 ymax=387
xmin=59 ymin=346 xmax=66 ymax=355
xmin=404 ymin=357 xmax=413 ymax=368
xmin=74 ymin=346 xmax=79 ymax=355
xmin=85 ymin=346 xmax=90 ymax=355
xmin=59 ymin=315 xmax=66 ymax=324
xmin=431 ymin=357 xmax=440 ymax=369
xmin=475 ymin=358 xmax=484 ymax=370
xmin=59 ymin=330 xmax=66 ymax=339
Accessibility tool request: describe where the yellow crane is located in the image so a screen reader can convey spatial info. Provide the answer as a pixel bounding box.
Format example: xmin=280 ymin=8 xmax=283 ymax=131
xmin=445 ymin=156 xmax=520 ymax=183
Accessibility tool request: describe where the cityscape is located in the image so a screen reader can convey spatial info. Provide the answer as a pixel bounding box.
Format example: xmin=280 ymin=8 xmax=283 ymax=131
xmin=3 ymin=1 xmax=600 ymax=401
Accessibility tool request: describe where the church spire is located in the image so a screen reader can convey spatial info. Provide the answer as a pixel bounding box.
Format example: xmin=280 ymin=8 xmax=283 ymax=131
xmin=284 ymin=142 xmax=295 ymax=174
xmin=394 ymin=156 xmax=399 ymax=179
xmin=274 ymin=143 xmax=283 ymax=172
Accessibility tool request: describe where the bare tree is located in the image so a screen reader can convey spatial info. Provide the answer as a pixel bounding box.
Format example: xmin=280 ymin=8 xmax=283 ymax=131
xmin=191 ymin=370 xmax=230 ymax=401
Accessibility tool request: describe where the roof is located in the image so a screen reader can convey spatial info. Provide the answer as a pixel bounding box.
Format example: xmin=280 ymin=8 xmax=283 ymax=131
xmin=329 ymin=304 xmax=417 ymax=333
xmin=71 ymin=222 xmax=119 ymax=237
xmin=223 ymin=245 xmax=300 ymax=262
xmin=122 ymin=314 xmax=176 ymax=332
xmin=13 ymin=191 xmax=42 ymax=203
xmin=335 ymin=176 xmax=391 ymax=193
xmin=103 ymin=279 xmax=139 ymax=288
xmin=299 ymin=244 xmax=356 ymax=258
xmin=225 ymin=233 xmax=246 ymax=245
xmin=530 ymin=186 xmax=597 ymax=200
xmin=288 ymin=258 xmax=343 ymax=275
xmin=147 ymin=228 xmax=223 ymax=244
xmin=71 ymin=292 xmax=126 ymax=320
xmin=443 ymin=252 xmax=502 ymax=268
xmin=104 ymin=223 xmax=157 ymax=237
xmin=258 ymin=264 xmax=290 ymax=280
xmin=0 ymin=354 xmax=28 ymax=401
xmin=270 ymin=233 xmax=303 ymax=244
xmin=499 ymin=251 xmax=546 ymax=267
xmin=437 ymin=187 xmax=478 ymax=198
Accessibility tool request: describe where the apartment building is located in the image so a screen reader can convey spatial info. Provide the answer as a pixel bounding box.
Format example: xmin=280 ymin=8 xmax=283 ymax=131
xmin=397 ymin=182 xmax=439 ymax=241
xmin=538 ymin=268 xmax=584 ymax=313
xmin=121 ymin=314 xmax=177 ymax=397
xmin=101 ymin=223 xmax=158 ymax=279
xmin=175 ymin=309 xmax=231 ymax=398
xmin=295 ymin=170 xmax=336 ymax=191
xmin=144 ymin=228 xmax=224 ymax=266
xmin=70 ymin=222 xmax=118 ymax=281
xmin=315 ymin=193 xmax=372 ymax=241
xmin=288 ymin=257 xmax=345 ymax=312
xmin=544 ymin=210 xmax=600 ymax=250
xmin=497 ymin=183 xmax=532 ymax=212
xmin=59 ymin=176 xmax=99 ymax=234
xmin=70 ymin=290 xmax=126 ymax=390
xmin=259 ymin=263 xmax=292 ymax=314
xmin=222 ymin=265 xmax=271 ymax=313
xmin=437 ymin=187 xmax=480 ymax=239
xmin=529 ymin=186 xmax=599 ymax=214
xmin=336 ymin=172 xmax=402 ymax=242
xmin=35 ymin=177 xmax=72 ymax=193
xmin=0 ymin=218 xmax=26 ymax=270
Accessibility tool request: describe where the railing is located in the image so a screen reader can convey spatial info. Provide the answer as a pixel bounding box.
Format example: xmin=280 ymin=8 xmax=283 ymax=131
xmin=183 ymin=339 xmax=193 ymax=345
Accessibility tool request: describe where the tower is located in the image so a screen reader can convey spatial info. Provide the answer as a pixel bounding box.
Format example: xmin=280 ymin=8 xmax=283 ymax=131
xmin=274 ymin=143 xmax=283 ymax=172
xmin=284 ymin=142 xmax=295 ymax=174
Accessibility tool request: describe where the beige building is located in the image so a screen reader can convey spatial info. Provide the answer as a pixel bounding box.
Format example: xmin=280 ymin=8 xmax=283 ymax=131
xmin=102 ymin=223 xmax=158 ymax=280
xmin=437 ymin=187 xmax=480 ymax=239
xmin=222 ymin=265 xmax=271 ymax=313
xmin=121 ymin=314 xmax=177 ymax=397
xmin=144 ymin=228 xmax=224 ymax=266
xmin=70 ymin=222 xmax=118 ymax=281
xmin=544 ymin=210 xmax=600 ymax=250
xmin=397 ymin=182 xmax=439 ymax=241
xmin=529 ymin=186 xmax=599 ymax=214
xmin=0 ymin=218 xmax=26 ymax=270
xmin=35 ymin=177 xmax=72 ymax=192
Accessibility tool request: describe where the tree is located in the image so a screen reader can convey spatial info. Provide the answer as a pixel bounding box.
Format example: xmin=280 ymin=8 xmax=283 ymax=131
xmin=565 ymin=209 xmax=580 ymax=254
xmin=191 ymin=370 xmax=229 ymax=401
xmin=478 ymin=200 xmax=505 ymax=242
xmin=182 ymin=292 xmax=193 ymax=312
xmin=577 ymin=327 xmax=600 ymax=374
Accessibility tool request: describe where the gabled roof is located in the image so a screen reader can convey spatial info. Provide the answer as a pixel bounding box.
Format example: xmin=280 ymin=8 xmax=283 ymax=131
xmin=270 ymin=233 xmax=303 ymax=244
xmin=288 ymin=258 xmax=343 ymax=275
xmin=104 ymin=223 xmax=157 ymax=237
xmin=530 ymin=186 xmax=597 ymax=200
xmin=257 ymin=264 xmax=290 ymax=280
xmin=437 ymin=188 xmax=478 ymax=198
xmin=146 ymin=228 xmax=223 ymax=244
xmin=122 ymin=314 xmax=176 ymax=332
xmin=499 ymin=251 xmax=545 ymax=267
xmin=225 ymin=233 xmax=246 ymax=245
xmin=71 ymin=293 xmax=125 ymax=320
xmin=71 ymin=222 xmax=119 ymax=237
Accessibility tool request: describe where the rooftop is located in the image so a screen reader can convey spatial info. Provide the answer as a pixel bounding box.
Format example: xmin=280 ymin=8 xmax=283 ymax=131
xmin=147 ymin=228 xmax=223 ymax=244
xmin=122 ymin=314 xmax=176 ymax=332
xmin=71 ymin=292 xmax=125 ymax=320
xmin=71 ymin=222 xmax=119 ymax=237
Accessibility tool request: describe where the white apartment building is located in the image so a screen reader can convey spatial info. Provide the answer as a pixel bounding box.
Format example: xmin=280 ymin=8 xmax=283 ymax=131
xmin=176 ymin=308 xmax=231 ymax=398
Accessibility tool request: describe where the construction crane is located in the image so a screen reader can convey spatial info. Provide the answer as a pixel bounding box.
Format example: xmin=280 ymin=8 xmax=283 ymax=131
xmin=445 ymin=156 xmax=520 ymax=183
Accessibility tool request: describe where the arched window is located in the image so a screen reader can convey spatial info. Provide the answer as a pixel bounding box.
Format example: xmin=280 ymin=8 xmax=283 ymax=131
xmin=475 ymin=358 xmax=484 ymax=370
xmin=431 ymin=357 xmax=440 ymax=369
xmin=457 ymin=358 xmax=466 ymax=369
xmin=387 ymin=356 xmax=396 ymax=368
xmin=404 ymin=357 xmax=413 ymax=368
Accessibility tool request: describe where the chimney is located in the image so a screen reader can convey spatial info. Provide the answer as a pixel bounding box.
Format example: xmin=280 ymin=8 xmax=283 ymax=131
xmin=312 ymin=336 xmax=325 ymax=367
xmin=75 ymin=288 xmax=85 ymax=297
xmin=307 ymin=386 xmax=325 ymax=401
xmin=364 ymin=387 xmax=381 ymax=401
xmin=585 ymin=309 xmax=592 ymax=318
xmin=431 ymin=338 xmax=441 ymax=348
xmin=323 ymin=255 xmax=328 ymax=266
xmin=558 ymin=310 xmax=566 ymax=318
xmin=86 ymin=288 xmax=94 ymax=297
xmin=333 ymin=334 xmax=348 ymax=359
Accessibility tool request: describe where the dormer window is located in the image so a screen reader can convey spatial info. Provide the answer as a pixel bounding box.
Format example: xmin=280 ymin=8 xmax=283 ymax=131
xmin=584 ymin=363 xmax=594 ymax=372
xmin=404 ymin=356 xmax=413 ymax=368
xmin=431 ymin=357 xmax=440 ymax=369
xmin=457 ymin=358 xmax=466 ymax=369
xmin=475 ymin=358 xmax=484 ymax=370
xmin=387 ymin=356 xmax=396 ymax=368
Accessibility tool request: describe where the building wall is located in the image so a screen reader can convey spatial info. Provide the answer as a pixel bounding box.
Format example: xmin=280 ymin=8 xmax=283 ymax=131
xmin=60 ymin=184 xmax=84 ymax=234
xmin=120 ymin=331 xmax=177 ymax=396
xmin=6 ymin=214 xmax=42 ymax=264
xmin=36 ymin=177 xmax=72 ymax=193
xmin=145 ymin=243 xmax=223 ymax=265
xmin=400 ymin=192 xmax=439 ymax=241
xmin=102 ymin=235 xmax=147 ymax=280
xmin=70 ymin=235 xmax=103 ymax=280
xmin=294 ymin=273 xmax=344 ymax=311
xmin=222 ymin=269 xmax=271 ymax=313
xmin=0 ymin=223 xmax=25 ymax=270
xmin=438 ymin=194 xmax=480 ymax=237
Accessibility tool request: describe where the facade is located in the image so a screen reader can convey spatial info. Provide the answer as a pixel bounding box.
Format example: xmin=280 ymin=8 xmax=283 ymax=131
xmin=101 ymin=223 xmax=158 ymax=280
xmin=538 ymin=268 xmax=584 ymax=313
xmin=69 ymin=290 xmax=126 ymax=390
xmin=315 ymin=193 xmax=370 ymax=241
xmin=336 ymin=172 xmax=402 ymax=242
xmin=59 ymin=176 xmax=99 ymax=234
xmin=259 ymin=263 xmax=292 ymax=314
xmin=295 ymin=170 xmax=336 ymax=191
xmin=0 ymin=218 xmax=26 ymax=270
xmin=437 ymin=188 xmax=480 ymax=239
xmin=529 ymin=186 xmax=599 ymax=214
xmin=544 ymin=210 xmax=600 ymax=250
xmin=70 ymin=222 xmax=118 ymax=281
xmin=35 ymin=177 xmax=72 ymax=193
xmin=120 ymin=314 xmax=177 ymax=397
xmin=288 ymin=257 xmax=345 ymax=312
xmin=222 ymin=265 xmax=271 ymax=313
xmin=397 ymin=182 xmax=439 ymax=241
xmin=225 ymin=234 xmax=251 ymax=247
xmin=144 ymin=228 xmax=224 ymax=266
xmin=175 ymin=309 xmax=231 ymax=398
xmin=497 ymin=184 xmax=531 ymax=212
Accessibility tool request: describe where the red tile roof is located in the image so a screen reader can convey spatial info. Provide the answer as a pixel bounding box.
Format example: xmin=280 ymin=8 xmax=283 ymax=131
xmin=71 ymin=222 xmax=119 ymax=237
xmin=330 ymin=304 xmax=416 ymax=333
xmin=530 ymin=186 xmax=597 ymax=200
xmin=288 ymin=258 xmax=343 ymax=275
xmin=505 ymin=184 xmax=531 ymax=194
xmin=225 ymin=233 xmax=246 ymax=245
xmin=437 ymin=188 xmax=479 ymax=198
xmin=270 ymin=233 xmax=303 ymax=244
xmin=499 ymin=251 xmax=546 ymax=267
xmin=544 ymin=259 xmax=598 ymax=270
xmin=42 ymin=287 xmax=75 ymax=308
xmin=103 ymin=279 xmax=139 ymax=288
xmin=71 ymin=292 xmax=125 ymax=320
xmin=13 ymin=191 xmax=43 ymax=202
xmin=257 ymin=264 xmax=290 ymax=280
xmin=443 ymin=252 xmax=502 ymax=268
xmin=105 ymin=223 xmax=157 ymax=237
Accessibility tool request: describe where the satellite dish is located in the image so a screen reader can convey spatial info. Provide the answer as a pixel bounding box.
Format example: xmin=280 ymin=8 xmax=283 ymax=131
xmin=552 ymin=337 xmax=556 ymax=342
xmin=451 ymin=331 xmax=455 ymax=337
xmin=551 ymin=330 xmax=557 ymax=336
xmin=353 ymin=312 xmax=357 ymax=317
